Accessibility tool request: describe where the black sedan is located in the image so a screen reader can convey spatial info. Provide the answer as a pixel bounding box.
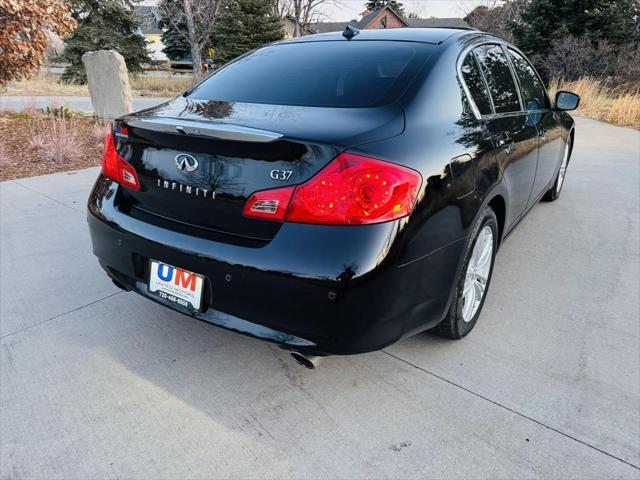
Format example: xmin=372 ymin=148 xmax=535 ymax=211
xmin=87 ymin=27 xmax=579 ymax=368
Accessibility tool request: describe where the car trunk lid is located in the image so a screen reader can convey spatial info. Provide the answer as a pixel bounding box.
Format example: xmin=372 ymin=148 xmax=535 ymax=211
xmin=114 ymin=97 xmax=405 ymax=242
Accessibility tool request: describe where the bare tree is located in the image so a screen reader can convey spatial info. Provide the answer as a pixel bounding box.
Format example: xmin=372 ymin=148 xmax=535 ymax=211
xmin=159 ymin=0 xmax=221 ymax=80
xmin=404 ymin=0 xmax=427 ymax=19
xmin=462 ymin=0 xmax=524 ymax=43
xmin=541 ymin=36 xmax=616 ymax=81
xmin=273 ymin=0 xmax=293 ymax=18
xmin=290 ymin=0 xmax=334 ymax=36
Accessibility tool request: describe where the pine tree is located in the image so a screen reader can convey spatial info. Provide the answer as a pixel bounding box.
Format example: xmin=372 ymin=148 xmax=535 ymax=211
xmin=213 ymin=0 xmax=284 ymax=65
xmin=60 ymin=0 xmax=152 ymax=83
xmin=511 ymin=0 xmax=639 ymax=57
xmin=159 ymin=16 xmax=191 ymax=60
xmin=365 ymin=0 xmax=404 ymax=16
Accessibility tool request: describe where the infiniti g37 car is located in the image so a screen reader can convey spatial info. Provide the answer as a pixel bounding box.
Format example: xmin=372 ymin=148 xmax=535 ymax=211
xmin=87 ymin=27 xmax=579 ymax=367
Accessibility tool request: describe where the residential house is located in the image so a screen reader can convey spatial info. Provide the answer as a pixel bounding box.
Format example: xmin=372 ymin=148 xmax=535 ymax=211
xmin=282 ymin=15 xmax=317 ymax=38
xmin=135 ymin=6 xmax=168 ymax=61
xmin=312 ymin=6 xmax=469 ymax=34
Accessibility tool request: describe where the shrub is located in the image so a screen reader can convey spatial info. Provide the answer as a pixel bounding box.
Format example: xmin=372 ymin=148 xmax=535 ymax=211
xmin=538 ymin=36 xmax=615 ymax=82
xmin=93 ymin=121 xmax=112 ymax=140
xmin=0 ymin=0 xmax=76 ymax=86
xmin=26 ymin=117 xmax=81 ymax=164
xmin=44 ymin=105 xmax=84 ymax=119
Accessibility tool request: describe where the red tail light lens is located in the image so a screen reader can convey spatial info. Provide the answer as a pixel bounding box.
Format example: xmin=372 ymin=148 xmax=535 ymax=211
xmin=287 ymin=154 xmax=422 ymax=224
xmin=243 ymin=153 xmax=422 ymax=225
xmin=243 ymin=186 xmax=294 ymax=221
xmin=102 ymin=133 xmax=140 ymax=190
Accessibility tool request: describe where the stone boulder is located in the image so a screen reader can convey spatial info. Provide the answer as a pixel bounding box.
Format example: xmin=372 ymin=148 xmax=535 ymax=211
xmin=81 ymin=50 xmax=133 ymax=119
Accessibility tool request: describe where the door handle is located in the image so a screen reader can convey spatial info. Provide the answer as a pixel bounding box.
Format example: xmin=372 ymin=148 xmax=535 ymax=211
xmin=538 ymin=128 xmax=546 ymax=140
xmin=495 ymin=133 xmax=514 ymax=154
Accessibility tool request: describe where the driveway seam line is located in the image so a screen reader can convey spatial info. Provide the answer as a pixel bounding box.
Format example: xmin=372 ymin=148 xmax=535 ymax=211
xmin=13 ymin=180 xmax=84 ymax=214
xmin=382 ymin=350 xmax=640 ymax=471
xmin=1 ymin=291 xmax=123 ymax=340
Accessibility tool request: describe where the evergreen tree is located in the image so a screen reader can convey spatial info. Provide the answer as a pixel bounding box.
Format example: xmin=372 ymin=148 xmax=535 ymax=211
xmin=511 ymin=0 xmax=639 ymax=57
xmin=159 ymin=16 xmax=191 ymax=60
xmin=365 ymin=0 xmax=404 ymax=16
xmin=213 ymin=0 xmax=284 ymax=65
xmin=60 ymin=0 xmax=152 ymax=83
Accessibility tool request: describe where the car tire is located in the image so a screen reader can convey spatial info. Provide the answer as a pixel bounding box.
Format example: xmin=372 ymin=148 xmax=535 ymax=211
xmin=437 ymin=206 xmax=498 ymax=339
xmin=543 ymin=136 xmax=572 ymax=202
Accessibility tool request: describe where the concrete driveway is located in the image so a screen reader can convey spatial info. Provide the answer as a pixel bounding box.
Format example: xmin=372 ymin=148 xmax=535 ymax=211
xmin=1 ymin=117 xmax=638 ymax=479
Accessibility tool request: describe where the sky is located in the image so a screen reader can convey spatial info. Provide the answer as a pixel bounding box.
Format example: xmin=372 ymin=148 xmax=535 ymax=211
xmin=315 ymin=0 xmax=490 ymax=21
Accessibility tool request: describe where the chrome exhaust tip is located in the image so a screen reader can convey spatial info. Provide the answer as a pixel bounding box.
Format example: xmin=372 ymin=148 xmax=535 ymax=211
xmin=290 ymin=351 xmax=323 ymax=369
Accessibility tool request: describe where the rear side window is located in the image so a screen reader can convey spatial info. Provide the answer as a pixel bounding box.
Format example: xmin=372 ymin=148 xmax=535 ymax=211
xmin=460 ymin=54 xmax=492 ymax=115
xmin=473 ymin=45 xmax=521 ymax=114
xmin=507 ymin=48 xmax=549 ymax=110
xmin=187 ymin=42 xmax=434 ymax=108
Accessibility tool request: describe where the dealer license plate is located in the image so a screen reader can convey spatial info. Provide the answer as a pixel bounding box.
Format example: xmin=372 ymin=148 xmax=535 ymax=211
xmin=148 ymin=260 xmax=204 ymax=311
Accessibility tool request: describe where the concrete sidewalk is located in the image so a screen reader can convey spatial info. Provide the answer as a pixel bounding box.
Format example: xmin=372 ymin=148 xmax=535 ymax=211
xmin=1 ymin=117 xmax=638 ymax=478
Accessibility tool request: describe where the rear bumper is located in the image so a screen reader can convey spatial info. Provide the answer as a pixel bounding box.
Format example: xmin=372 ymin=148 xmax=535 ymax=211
xmin=88 ymin=176 xmax=463 ymax=355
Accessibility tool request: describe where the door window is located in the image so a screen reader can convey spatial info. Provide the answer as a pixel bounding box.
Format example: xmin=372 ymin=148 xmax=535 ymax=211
xmin=473 ymin=45 xmax=521 ymax=114
xmin=460 ymin=54 xmax=493 ymax=116
xmin=507 ymin=48 xmax=550 ymax=110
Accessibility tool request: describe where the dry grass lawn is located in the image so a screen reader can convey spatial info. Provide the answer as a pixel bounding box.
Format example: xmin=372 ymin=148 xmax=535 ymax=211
xmin=3 ymin=71 xmax=194 ymax=98
xmin=550 ymin=78 xmax=640 ymax=129
xmin=129 ymin=74 xmax=194 ymax=97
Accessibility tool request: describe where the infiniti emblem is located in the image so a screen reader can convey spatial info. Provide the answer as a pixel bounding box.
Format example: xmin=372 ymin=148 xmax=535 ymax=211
xmin=175 ymin=153 xmax=199 ymax=172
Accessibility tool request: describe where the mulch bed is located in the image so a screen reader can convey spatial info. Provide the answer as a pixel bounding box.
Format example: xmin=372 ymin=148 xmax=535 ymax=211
xmin=0 ymin=116 xmax=105 ymax=181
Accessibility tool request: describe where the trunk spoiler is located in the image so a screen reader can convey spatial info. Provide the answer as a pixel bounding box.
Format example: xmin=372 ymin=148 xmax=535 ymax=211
xmin=127 ymin=117 xmax=284 ymax=143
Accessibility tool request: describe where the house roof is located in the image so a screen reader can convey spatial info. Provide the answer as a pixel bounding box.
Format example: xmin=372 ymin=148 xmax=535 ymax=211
xmin=406 ymin=17 xmax=470 ymax=28
xmin=311 ymin=12 xmax=469 ymax=34
xmin=134 ymin=5 xmax=163 ymax=35
xmin=355 ymin=6 xmax=408 ymax=29
xmin=355 ymin=8 xmax=381 ymax=28
xmin=283 ymin=14 xmax=317 ymax=34
xmin=312 ymin=21 xmax=353 ymax=34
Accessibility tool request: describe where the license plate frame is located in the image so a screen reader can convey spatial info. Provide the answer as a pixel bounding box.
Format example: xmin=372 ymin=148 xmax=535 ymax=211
xmin=148 ymin=260 xmax=205 ymax=312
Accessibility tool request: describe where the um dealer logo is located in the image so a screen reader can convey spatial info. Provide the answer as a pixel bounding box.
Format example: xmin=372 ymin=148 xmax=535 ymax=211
xmin=156 ymin=263 xmax=198 ymax=292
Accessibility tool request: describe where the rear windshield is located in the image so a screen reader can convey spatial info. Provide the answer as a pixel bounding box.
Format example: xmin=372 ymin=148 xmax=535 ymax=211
xmin=187 ymin=41 xmax=434 ymax=108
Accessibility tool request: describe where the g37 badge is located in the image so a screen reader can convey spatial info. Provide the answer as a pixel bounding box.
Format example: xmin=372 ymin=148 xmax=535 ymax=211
xmin=270 ymin=169 xmax=293 ymax=181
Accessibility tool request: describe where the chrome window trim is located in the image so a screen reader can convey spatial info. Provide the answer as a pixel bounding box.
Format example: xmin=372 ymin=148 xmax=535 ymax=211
xmin=504 ymin=46 xmax=553 ymax=111
xmin=500 ymin=44 xmax=525 ymax=111
xmin=457 ymin=39 xmax=549 ymax=121
xmin=457 ymin=45 xmax=486 ymax=120
xmin=472 ymin=50 xmax=496 ymax=114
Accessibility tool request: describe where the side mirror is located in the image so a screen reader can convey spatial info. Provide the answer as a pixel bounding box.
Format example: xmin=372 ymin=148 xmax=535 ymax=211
xmin=555 ymin=91 xmax=580 ymax=111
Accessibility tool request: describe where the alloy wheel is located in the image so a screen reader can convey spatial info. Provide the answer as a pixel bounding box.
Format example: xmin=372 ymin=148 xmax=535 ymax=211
xmin=556 ymin=142 xmax=570 ymax=194
xmin=462 ymin=225 xmax=494 ymax=323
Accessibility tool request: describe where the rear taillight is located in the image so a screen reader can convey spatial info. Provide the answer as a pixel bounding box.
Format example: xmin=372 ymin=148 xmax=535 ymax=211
xmin=243 ymin=153 xmax=422 ymax=225
xmin=243 ymin=186 xmax=294 ymax=221
xmin=102 ymin=133 xmax=140 ymax=190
